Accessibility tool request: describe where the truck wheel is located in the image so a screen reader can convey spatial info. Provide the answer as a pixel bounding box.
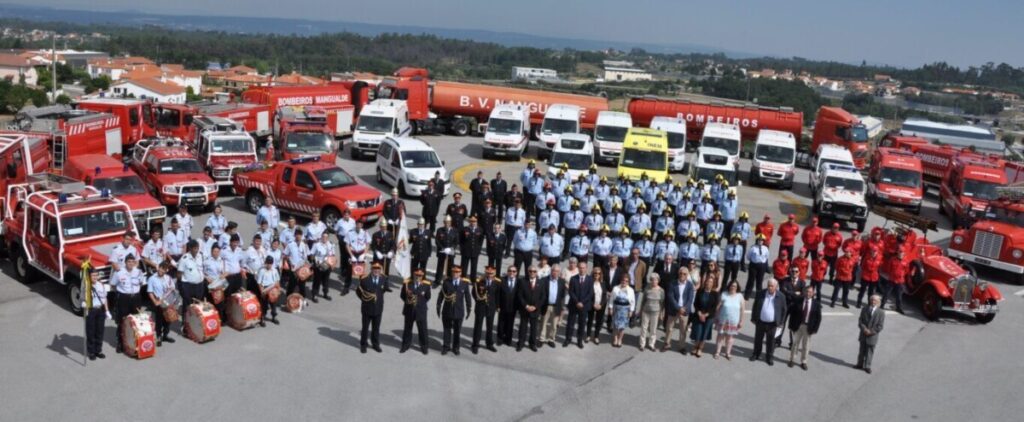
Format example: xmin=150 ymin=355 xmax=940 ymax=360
xmin=909 ymin=261 xmax=926 ymax=290
xmin=913 ymin=204 xmax=922 ymax=215
xmin=921 ymin=286 xmax=941 ymax=321
xmin=322 ymin=207 xmax=340 ymax=229
xmin=974 ymin=299 xmax=996 ymax=324
xmin=246 ymin=190 xmax=265 ymax=214
xmin=453 ymin=120 xmax=471 ymax=137
xmin=351 ymin=148 xmax=361 ymax=160
xmin=66 ymin=274 xmax=84 ymax=316
xmin=11 ymin=247 xmax=36 ymax=283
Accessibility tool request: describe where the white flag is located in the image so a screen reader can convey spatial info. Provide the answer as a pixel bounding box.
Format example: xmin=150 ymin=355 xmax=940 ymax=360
xmin=392 ymin=215 xmax=411 ymax=280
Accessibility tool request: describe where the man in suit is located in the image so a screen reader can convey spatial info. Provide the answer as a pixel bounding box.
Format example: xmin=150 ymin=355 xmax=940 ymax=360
xmin=471 ymin=266 xmax=501 ymax=354
xmin=626 ymin=247 xmax=648 ymax=300
xmin=539 ymin=265 xmax=566 ymax=347
xmin=750 ymin=279 xmax=787 ymax=365
xmin=491 ymin=172 xmax=509 ymax=219
xmin=662 ymin=269 xmax=695 ymax=353
xmin=516 ymin=265 xmax=546 ymax=351
xmin=788 ymin=285 xmax=822 ymax=370
xmin=460 ymin=216 xmax=485 ymax=281
xmin=855 ymin=294 xmax=885 ymax=374
xmin=469 ymin=171 xmax=487 ymax=217
xmin=658 ymin=255 xmax=681 ymax=289
xmin=400 ymin=269 xmax=432 ymax=354
xmin=420 ymin=180 xmax=443 ymax=233
xmin=409 ymin=219 xmax=432 ymax=274
xmin=434 ymin=216 xmax=458 ymax=284
xmin=358 ymin=263 xmax=390 ymax=353
xmin=564 ymin=262 xmax=594 ymax=348
xmin=486 ymin=222 xmax=507 ymax=272
xmin=497 ymin=265 xmax=520 ymax=346
xmin=436 ymin=266 xmax=472 ymax=355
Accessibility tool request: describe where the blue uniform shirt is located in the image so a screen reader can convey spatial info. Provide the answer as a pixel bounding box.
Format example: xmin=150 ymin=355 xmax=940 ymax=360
xmin=655 ymin=240 xmax=679 ymax=261
xmin=514 ymin=228 xmax=538 ymax=252
xmin=701 ymin=244 xmax=720 ymax=262
xmin=747 ymin=244 xmax=770 ymax=264
xmin=584 ymin=214 xmax=603 ymax=232
xmin=505 ymin=207 xmax=526 ymax=228
xmin=696 ymin=203 xmax=714 ymax=220
xmin=612 ymin=237 xmax=633 ymax=258
xmin=539 ymin=209 xmax=560 ymax=231
xmin=675 ymin=201 xmax=694 ymax=219
xmin=707 ymin=220 xmax=725 ymax=238
xmin=624 ymin=197 xmax=643 ymax=215
xmin=655 ymin=216 xmax=674 ymax=234
xmin=725 ymin=243 xmax=744 ymax=262
xmin=534 ymin=191 xmax=555 ymax=212
xmin=719 ymin=199 xmax=738 ymax=221
xmin=636 ymin=239 xmax=654 ymax=258
xmin=591 ymin=236 xmax=612 ymax=256
xmin=540 ymin=233 xmax=564 ymax=258
xmin=563 ymin=210 xmax=584 ymax=230
xmin=605 ymin=213 xmax=625 ymax=233
xmin=556 ymin=195 xmax=574 ymax=213
xmin=569 ymin=236 xmax=591 ymax=256
xmin=682 ymin=242 xmax=701 ymax=261
xmin=628 ymin=214 xmax=651 ymax=234
xmin=732 ymin=221 xmax=752 ymax=241
xmin=650 ymin=200 xmax=668 ymax=217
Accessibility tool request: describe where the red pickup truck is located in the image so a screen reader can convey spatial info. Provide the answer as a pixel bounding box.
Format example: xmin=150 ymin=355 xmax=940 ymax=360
xmin=129 ymin=138 xmax=218 ymax=211
xmin=232 ymin=157 xmax=383 ymax=227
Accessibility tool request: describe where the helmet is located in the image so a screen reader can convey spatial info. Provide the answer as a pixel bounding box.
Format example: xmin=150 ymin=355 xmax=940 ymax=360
xmin=601 ymin=224 xmax=610 ymax=232
xmin=657 ymin=191 xmax=665 ymax=198
xmin=707 ymin=234 xmax=718 ymax=241
xmin=665 ymin=230 xmax=675 ymax=238
xmin=621 ymin=227 xmax=631 ymax=235
xmin=590 ymin=164 xmax=598 ymax=170
xmin=528 ymin=159 xmax=536 ymax=166
xmin=688 ymin=231 xmax=698 ymax=240
xmin=755 ymin=234 xmax=766 ymax=241
xmin=572 ymin=200 xmax=580 ymax=207
xmin=740 ymin=211 xmax=749 ymax=219
xmin=643 ymin=229 xmax=652 ymax=238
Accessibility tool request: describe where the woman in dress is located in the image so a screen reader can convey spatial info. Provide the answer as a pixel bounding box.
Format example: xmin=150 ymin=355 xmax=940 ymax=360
xmin=714 ymin=280 xmax=745 ymax=360
xmin=586 ymin=267 xmax=609 ymax=345
xmin=689 ymin=276 xmax=720 ymax=357
xmin=610 ymin=273 xmax=635 ymax=348
xmin=704 ymin=261 xmax=722 ymax=291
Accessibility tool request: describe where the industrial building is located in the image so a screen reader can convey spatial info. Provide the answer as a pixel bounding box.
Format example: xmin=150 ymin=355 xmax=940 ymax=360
xmin=511 ymin=66 xmax=558 ymax=82
xmin=603 ymin=66 xmax=652 ymax=82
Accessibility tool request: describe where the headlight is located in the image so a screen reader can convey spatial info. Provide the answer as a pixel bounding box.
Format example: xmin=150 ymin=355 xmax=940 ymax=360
xmin=1013 ymin=249 xmax=1023 ymax=259
xmin=968 ymin=210 xmax=977 ymax=218
xmin=346 ymin=200 xmax=358 ymax=208
xmin=163 ymin=185 xmax=178 ymax=194
xmin=953 ymin=235 xmax=964 ymax=245
xmin=824 ymin=203 xmax=833 ymax=210
xmin=205 ymin=184 xmax=218 ymax=192
xmin=407 ymin=174 xmax=421 ymax=183
xmin=875 ymin=192 xmax=889 ymax=200
xmin=857 ymin=207 xmax=866 ymax=216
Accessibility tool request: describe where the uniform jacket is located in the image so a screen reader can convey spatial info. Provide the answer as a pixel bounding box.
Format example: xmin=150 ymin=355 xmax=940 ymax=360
xmin=358 ymin=274 xmax=388 ymax=316
xmin=401 ymin=280 xmax=432 ymax=319
xmin=473 ymin=277 xmax=501 ymax=316
xmin=436 ymin=277 xmax=472 ymax=320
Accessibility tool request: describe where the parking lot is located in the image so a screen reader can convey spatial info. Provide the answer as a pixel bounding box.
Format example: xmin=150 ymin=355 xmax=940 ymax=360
xmin=1 ymin=135 xmax=1022 ymax=421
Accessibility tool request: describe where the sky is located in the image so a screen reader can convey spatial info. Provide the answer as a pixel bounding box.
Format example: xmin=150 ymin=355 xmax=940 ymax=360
xmin=9 ymin=0 xmax=1024 ymax=68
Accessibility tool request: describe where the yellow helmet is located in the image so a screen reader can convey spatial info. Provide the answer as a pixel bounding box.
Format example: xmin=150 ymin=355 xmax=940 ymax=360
xmin=591 ymin=204 xmax=601 ymax=213
xmin=565 ymin=186 xmax=573 ymax=193
xmin=715 ymin=174 xmax=723 ymax=181
xmin=612 ymin=203 xmax=621 ymax=211
xmin=600 ymin=176 xmax=607 ymax=182
xmin=740 ymin=211 xmax=750 ymax=219
xmin=666 ymin=230 xmax=675 ymax=237
xmin=590 ymin=164 xmax=598 ymax=170
xmin=722 ymin=181 xmax=729 ymax=187
xmin=703 ymin=193 xmax=711 ymax=199
xmin=601 ymin=224 xmax=610 ymax=232
xmin=674 ymin=181 xmax=682 ymax=187
xmin=528 ymin=159 xmax=536 ymax=165
xmin=572 ymin=200 xmax=580 ymax=207
xmin=683 ymin=191 xmax=691 ymax=198
xmin=707 ymin=234 xmax=718 ymax=241
xmin=560 ymin=163 xmax=568 ymax=170
xmin=621 ymin=227 xmax=631 ymax=235
xmin=688 ymin=231 xmax=698 ymax=240
xmin=643 ymin=229 xmax=652 ymax=237
xmin=657 ymin=191 xmax=665 ymax=198
xmin=756 ymin=234 xmax=766 ymax=241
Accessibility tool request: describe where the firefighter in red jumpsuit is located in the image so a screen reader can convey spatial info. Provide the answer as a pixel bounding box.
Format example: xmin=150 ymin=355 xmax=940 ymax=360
xmin=777 ymin=214 xmax=800 ymax=261
xmin=882 ymin=249 xmax=907 ymax=314
xmin=822 ymin=223 xmax=844 ymax=283
xmin=801 ymin=217 xmax=823 ymax=260
xmin=811 ymin=252 xmax=828 ymax=302
xmin=858 ymin=247 xmax=883 ymax=308
xmin=831 ymin=250 xmax=856 ymax=308
xmin=772 ymin=250 xmax=791 ymax=283
xmin=755 ymin=215 xmax=774 ymax=248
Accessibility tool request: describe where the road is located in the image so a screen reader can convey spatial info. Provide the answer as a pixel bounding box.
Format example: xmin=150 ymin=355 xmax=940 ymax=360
xmin=0 ymin=135 xmax=1021 ymax=421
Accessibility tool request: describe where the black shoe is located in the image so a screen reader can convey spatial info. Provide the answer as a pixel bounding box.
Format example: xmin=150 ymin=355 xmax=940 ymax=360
xmin=530 ymin=346 xmax=538 ymax=352
xmin=341 ymin=288 xmax=349 ymax=296
xmin=311 ymin=297 xmax=319 ymax=304
xmin=400 ymin=346 xmax=409 ymax=353
xmin=272 ymin=317 xmax=280 ymax=325
xmin=801 ymin=363 xmax=808 ymax=371
xmin=897 ymin=308 xmax=905 ymax=315
xmin=442 ymin=349 xmax=449 ymax=355
xmin=577 ymin=342 xmax=584 ymax=349
xmin=516 ymin=345 xmax=523 ymax=352
xmin=788 ymin=361 xmax=794 ymax=368
xmin=562 ymin=342 xmax=570 ymax=348
xmin=115 ymin=347 xmax=122 ymax=354
xmin=548 ymin=342 xmax=556 ymax=348
xmin=96 ymin=352 xmax=106 ymax=359
xmin=157 ymin=339 xmax=162 ymax=347
xmin=472 ymin=347 xmax=479 ymax=355
xmin=373 ymin=345 xmax=382 ymax=353
xmin=865 ymin=368 xmax=872 ymax=374
xmin=163 ymin=336 xmax=175 ymax=343
xmin=88 ymin=354 xmax=96 ymax=361
xmin=855 ymin=303 xmax=861 ymax=308
xmin=259 ymin=321 xmax=266 ymax=327
xmin=453 ymin=349 xmax=460 ymax=356
xmin=361 ymin=346 xmax=367 ymax=354
xmin=767 ymin=360 xmax=774 ymax=366
xmin=487 ymin=346 xmax=497 ymax=352
xmin=749 ymin=355 xmax=759 ymax=362
xmin=324 ymin=294 xmax=332 ymax=301
xmin=843 ymin=304 xmax=849 ymax=309
xmin=422 ymin=348 xmax=428 ymax=355
xmin=853 ymin=364 xmax=863 ymax=370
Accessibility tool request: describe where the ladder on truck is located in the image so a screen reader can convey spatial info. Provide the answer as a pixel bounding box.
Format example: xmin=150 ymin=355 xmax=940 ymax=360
xmin=51 ymin=131 xmax=67 ymax=170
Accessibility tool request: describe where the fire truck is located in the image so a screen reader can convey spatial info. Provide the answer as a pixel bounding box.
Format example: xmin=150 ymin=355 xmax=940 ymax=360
xmin=9 ymin=105 xmax=123 ymax=169
xmin=0 ymin=133 xmax=51 ymax=220
xmin=242 ymin=85 xmax=356 ymax=138
xmin=75 ymin=98 xmax=159 ymax=149
xmin=188 ymin=116 xmax=258 ymax=187
xmin=129 ymin=138 xmax=218 ymax=211
xmin=63 ymin=154 xmax=167 ymax=237
xmin=274 ymin=106 xmax=338 ymax=161
xmin=947 ymin=185 xmax=1024 ymax=285
xmin=866 ymin=147 xmax=924 ymax=214
xmin=3 ymin=174 xmax=141 ymax=315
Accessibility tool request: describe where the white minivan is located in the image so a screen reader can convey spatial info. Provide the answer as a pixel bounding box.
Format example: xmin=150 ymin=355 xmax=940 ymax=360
xmin=593 ymin=111 xmax=632 ymax=165
xmin=483 ymin=104 xmax=530 ymax=160
xmin=376 ymin=136 xmax=448 ymax=197
xmin=547 ymin=133 xmax=594 ymax=181
xmin=352 ymin=99 xmax=412 ymax=160
xmin=537 ymin=104 xmax=581 ymax=159
xmin=749 ymin=129 xmax=797 ymax=189
xmin=699 ymin=122 xmax=741 ymax=171
xmin=650 ymin=116 xmax=687 ymax=172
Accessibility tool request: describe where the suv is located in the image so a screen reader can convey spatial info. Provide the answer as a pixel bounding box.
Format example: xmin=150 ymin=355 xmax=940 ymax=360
xmin=375 ymin=136 xmax=448 ymax=197
xmin=809 ymin=144 xmax=855 ymax=197
xmin=190 ymin=116 xmax=258 ymax=188
xmin=130 ymin=137 xmax=218 ymax=211
xmin=3 ymin=174 xmax=141 ymax=314
xmin=813 ymin=163 xmax=868 ymax=231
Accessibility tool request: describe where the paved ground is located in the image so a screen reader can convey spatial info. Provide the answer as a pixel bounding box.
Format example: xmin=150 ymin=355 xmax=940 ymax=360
xmin=1 ymin=135 xmax=1022 ymax=421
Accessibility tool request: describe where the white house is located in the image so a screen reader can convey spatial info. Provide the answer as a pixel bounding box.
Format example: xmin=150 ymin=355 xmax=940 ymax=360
xmin=511 ymin=66 xmax=558 ymax=82
xmin=0 ymin=54 xmax=39 ymax=86
xmin=162 ymin=71 xmax=203 ymax=95
xmin=109 ymin=77 xmax=186 ymax=103
xmin=603 ymin=67 xmax=652 ymax=82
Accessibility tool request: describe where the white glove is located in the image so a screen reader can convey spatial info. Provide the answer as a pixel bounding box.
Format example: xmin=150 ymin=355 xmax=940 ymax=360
xmin=443 ymin=248 xmax=453 ymax=255
xmin=375 ymin=251 xmax=383 ymax=259
xmin=350 ymin=256 xmax=358 ymax=263
xmin=387 ymin=252 xmax=394 ymax=259
xmin=105 ymin=311 xmax=112 ymax=319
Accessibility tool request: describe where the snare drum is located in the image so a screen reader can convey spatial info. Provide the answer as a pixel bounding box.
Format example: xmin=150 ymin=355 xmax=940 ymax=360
xmin=122 ymin=311 xmax=156 ymax=359
xmin=286 ymin=293 xmax=304 ymax=313
xmin=266 ymin=287 xmax=281 ymax=303
xmin=162 ymin=306 xmax=180 ymax=323
xmin=352 ymin=262 xmax=366 ymax=278
xmin=227 ymin=290 xmax=262 ymax=330
xmin=296 ymin=265 xmax=313 ymax=282
xmin=184 ymin=301 xmax=221 ymax=343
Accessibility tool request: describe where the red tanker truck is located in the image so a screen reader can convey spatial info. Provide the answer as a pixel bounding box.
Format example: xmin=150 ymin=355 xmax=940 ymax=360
xmin=375 ymin=67 xmax=609 ymax=136
xmin=242 ymin=85 xmax=357 ymax=138
xmin=626 ymin=96 xmax=803 ymax=150
xmin=811 ymin=106 xmax=870 ymax=169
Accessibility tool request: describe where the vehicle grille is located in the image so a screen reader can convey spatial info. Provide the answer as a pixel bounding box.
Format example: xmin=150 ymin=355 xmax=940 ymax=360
xmin=181 ymin=185 xmax=205 ymax=195
xmin=830 ymin=203 xmax=864 ymax=216
xmin=972 ymin=231 xmax=1003 ymax=259
xmin=950 ymin=276 xmax=976 ymax=305
xmin=356 ymin=197 xmax=380 ymax=208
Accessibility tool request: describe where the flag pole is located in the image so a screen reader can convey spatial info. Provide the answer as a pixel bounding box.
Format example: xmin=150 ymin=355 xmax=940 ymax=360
xmin=81 ymin=257 xmax=92 ymax=366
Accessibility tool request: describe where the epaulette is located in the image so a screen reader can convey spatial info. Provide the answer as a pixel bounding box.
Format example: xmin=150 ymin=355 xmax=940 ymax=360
xmin=421 ymin=280 xmax=432 ymax=286
xmin=462 ymin=277 xmax=470 ymax=283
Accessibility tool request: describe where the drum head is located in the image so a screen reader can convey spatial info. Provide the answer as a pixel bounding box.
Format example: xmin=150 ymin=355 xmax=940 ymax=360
xmin=352 ymin=263 xmax=366 ymax=278
xmin=163 ymin=306 xmax=180 ymax=323
xmin=267 ymin=288 xmax=281 ymax=303
xmin=286 ymin=293 xmax=303 ymax=312
xmin=211 ymin=289 xmax=225 ymax=305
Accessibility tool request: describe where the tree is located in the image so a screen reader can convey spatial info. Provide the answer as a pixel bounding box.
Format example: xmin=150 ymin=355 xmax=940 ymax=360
xmin=185 ymin=86 xmax=202 ymax=102
xmin=55 ymin=94 xmax=71 ymax=105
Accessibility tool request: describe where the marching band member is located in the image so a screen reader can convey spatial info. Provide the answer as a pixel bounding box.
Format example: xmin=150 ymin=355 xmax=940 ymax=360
xmin=205 ymin=205 xmax=227 ymax=236
xmin=312 ymin=231 xmax=337 ymax=301
xmin=245 ymin=234 xmax=267 ymax=294
xmin=358 ymin=263 xmax=389 ymax=353
xmin=173 ymin=207 xmax=193 ymax=236
xmin=146 ymin=261 xmax=176 ymax=345
xmin=177 ymin=240 xmax=205 ymax=316
xmin=343 ymin=218 xmax=370 ymax=295
xmin=222 ymin=234 xmax=245 ymax=295
xmin=141 ymin=228 xmax=168 ymax=273
xmin=255 ymin=219 xmax=275 ymax=246
xmin=334 ymin=209 xmax=357 ymax=285
xmin=267 ymin=238 xmax=284 ymax=271
xmin=285 ymin=229 xmax=311 ymax=302
xmin=437 ymin=266 xmax=472 ymax=356
xmin=304 ymin=211 xmax=327 ymax=247
xmin=371 ymin=219 xmax=395 ymax=276
xmin=218 ymin=221 xmax=240 ymax=250
xmin=203 ymin=244 xmax=229 ymax=321
xmin=165 ymin=218 xmax=188 ymax=263
xmin=256 ymin=196 xmax=280 ymax=229
xmin=400 ymin=269 xmax=432 ymax=354
xmin=471 ymin=266 xmax=501 ymax=354
xmin=257 ymin=256 xmax=281 ymax=325
xmin=84 ymin=269 xmax=110 ymax=360
xmin=111 ymin=254 xmax=145 ymax=354
xmin=110 ymin=232 xmax=139 ymax=271
xmin=280 ymin=215 xmax=301 ymax=247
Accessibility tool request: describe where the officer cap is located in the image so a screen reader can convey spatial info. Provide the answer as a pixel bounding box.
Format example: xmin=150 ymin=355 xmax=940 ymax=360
xmin=372 ymin=262 xmax=383 ymax=269
xmin=469 ymin=216 xmax=478 ymax=223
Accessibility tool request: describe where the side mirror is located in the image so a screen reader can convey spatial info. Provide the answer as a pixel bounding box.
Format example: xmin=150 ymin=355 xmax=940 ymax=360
xmin=48 ymin=234 xmax=58 ymax=246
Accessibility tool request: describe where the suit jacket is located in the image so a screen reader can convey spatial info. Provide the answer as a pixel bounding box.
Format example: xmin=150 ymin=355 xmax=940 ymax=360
xmin=658 ymin=263 xmax=681 ymax=288
xmin=858 ymin=305 xmax=885 ymax=345
xmin=419 ymin=188 xmax=442 ymax=218
xmin=665 ymin=280 xmax=696 ymax=315
xmin=789 ymin=297 xmax=822 ymax=335
xmin=568 ymin=274 xmax=595 ymax=309
xmin=490 ymin=178 xmax=508 ymax=202
xmin=498 ymin=275 xmax=520 ymax=313
xmin=401 ymin=280 xmax=432 ymax=319
xmin=516 ymin=277 xmax=546 ymax=316
xmin=409 ymin=228 xmax=432 ymax=260
xmin=435 ymin=226 xmax=458 ymax=257
xmin=751 ymin=290 xmax=787 ymax=325
xmin=539 ymin=275 xmax=566 ymax=314
xmin=358 ymin=275 xmax=388 ymax=316
xmin=626 ymin=259 xmax=648 ymax=291
xmin=436 ymin=277 xmax=472 ymax=320
xmin=605 ymin=266 xmax=623 ymax=292
xmin=473 ymin=277 xmax=501 ymax=316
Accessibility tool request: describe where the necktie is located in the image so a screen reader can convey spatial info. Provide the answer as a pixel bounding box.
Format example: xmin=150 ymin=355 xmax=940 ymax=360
xmin=804 ymin=300 xmax=811 ymax=323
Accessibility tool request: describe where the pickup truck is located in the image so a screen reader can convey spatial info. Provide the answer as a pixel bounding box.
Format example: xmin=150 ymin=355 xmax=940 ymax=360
xmin=232 ymin=157 xmax=383 ymax=227
xmin=129 ymin=137 xmax=218 ymax=211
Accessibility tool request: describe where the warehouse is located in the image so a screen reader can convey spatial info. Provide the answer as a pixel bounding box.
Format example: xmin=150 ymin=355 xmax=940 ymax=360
xmin=603 ymin=66 xmax=652 ymax=82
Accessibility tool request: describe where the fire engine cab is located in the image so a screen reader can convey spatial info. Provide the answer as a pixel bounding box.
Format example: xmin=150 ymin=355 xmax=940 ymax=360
xmin=189 ymin=116 xmax=258 ymax=188
xmin=130 ymin=138 xmax=218 ymax=211
xmin=938 ymin=154 xmax=1006 ymax=228
xmin=3 ymin=174 xmax=140 ymax=314
xmin=63 ymin=154 xmax=166 ymax=237
xmin=948 ymin=187 xmax=1024 ymax=285
xmin=0 ymin=133 xmax=51 ymax=220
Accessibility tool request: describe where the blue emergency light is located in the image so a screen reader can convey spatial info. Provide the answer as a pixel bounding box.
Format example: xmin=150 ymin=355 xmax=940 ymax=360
xmin=290 ymin=156 xmax=321 ymax=164
xmin=58 ymin=193 xmax=68 ymax=204
xmin=95 ymin=166 xmax=101 ymax=175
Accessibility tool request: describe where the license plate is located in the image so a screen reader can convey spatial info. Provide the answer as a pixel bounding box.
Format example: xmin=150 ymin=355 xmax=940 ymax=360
xmin=185 ymin=197 xmax=204 ymax=204
xmin=974 ymin=257 xmax=991 ymax=265
xmin=837 ymin=214 xmax=852 ymax=220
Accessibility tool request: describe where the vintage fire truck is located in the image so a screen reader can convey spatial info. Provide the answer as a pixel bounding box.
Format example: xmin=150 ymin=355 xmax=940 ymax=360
xmin=129 ymin=138 xmax=218 ymax=211
xmin=3 ymin=174 xmax=141 ymax=314
xmin=188 ymin=116 xmax=258 ymax=188
xmin=232 ymin=156 xmax=383 ymax=228
xmin=63 ymin=154 xmax=167 ymax=237
xmin=946 ymin=185 xmax=1024 ymax=285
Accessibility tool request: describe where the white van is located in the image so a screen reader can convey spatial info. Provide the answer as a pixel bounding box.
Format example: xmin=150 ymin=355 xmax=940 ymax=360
xmin=593 ymin=111 xmax=632 ymax=165
xmin=699 ymin=122 xmax=741 ymax=171
xmin=376 ymin=136 xmax=448 ymax=197
xmin=691 ymin=146 xmax=739 ymax=190
xmin=351 ymin=99 xmax=411 ymax=160
xmin=547 ymin=133 xmax=594 ymax=181
xmin=482 ymin=104 xmax=530 ymax=160
xmin=650 ymin=116 xmax=687 ymax=172
xmin=809 ymin=144 xmax=855 ymax=196
xmin=750 ymin=129 xmax=797 ymax=189
xmin=537 ymin=104 xmax=581 ymax=159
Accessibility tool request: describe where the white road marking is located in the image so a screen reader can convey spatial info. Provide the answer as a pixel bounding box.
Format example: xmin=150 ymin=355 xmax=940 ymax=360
xmin=1014 ymin=289 xmax=1024 ymax=297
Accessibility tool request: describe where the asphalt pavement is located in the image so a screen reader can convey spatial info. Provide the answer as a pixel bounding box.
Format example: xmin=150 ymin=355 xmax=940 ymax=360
xmin=0 ymin=135 xmax=1021 ymax=421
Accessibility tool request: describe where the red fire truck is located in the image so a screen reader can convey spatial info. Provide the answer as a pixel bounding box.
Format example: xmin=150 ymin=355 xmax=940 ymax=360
xmin=867 ymin=147 xmax=924 ymax=214
xmin=129 ymin=138 xmax=218 ymax=211
xmin=9 ymin=106 xmax=123 ymax=169
xmin=63 ymin=154 xmax=167 ymax=236
xmin=274 ymin=106 xmax=337 ymax=161
xmin=0 ymin=133 xmax=51 ymax=220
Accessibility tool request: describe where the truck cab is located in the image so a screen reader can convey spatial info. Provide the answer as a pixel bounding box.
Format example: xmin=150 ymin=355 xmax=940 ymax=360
xmin=482 ymin=104 xmax=530 ymax=160
xmin=867 ymin=147 xmax=924 ymax=214
xmin=812 ymin=106 xmax=869 ymax=169
xmin=190 ymin=116 xmax=258 ymax=187
xmin=617 ymin=128 xmax=668 ymax=182
xmin=650 ymin=116 xmax=687 ymax=172
xmin=812 ymin=163 xmax=868 ymax=231
xmin=948 ymin=198 xmax=1024 ymax=285
xmin=547 ymin=133 xmax=594 ymax=181
xmin=749 ymin=129 xmax=797 ymax=189
xmin=699 ymin=122 xmax=741 ymax=171
xmin=351 ymin=99 xmax=411 ymax=160
xmin=593 ymin=111 xmax=632 ymax=165
xmin=537 ymin=104 xmax=581 ymax=160
xmin=75 ymin=98 xmax=154 ymax=149
xmin=149 ymin=103 xmax=196 ymax=139
xmin=691 ymin=147 xmax=738 ymax=189
xmin=64 ymin=154 xmax=166 ymax=237
xmin=276 ymin=107 xmax=338 ymax=162
xmin=130 ymin=138 xmax=218 ymax=211
xmin=3 ymin=174 xmax=141 ymax=314
xmin=939 ymin=155 xmax=1007 ymax=228
xmin=809 ymin=144 xmax=855 ymax=197
xmin=0 ymin=133 xmax=50 ymax=223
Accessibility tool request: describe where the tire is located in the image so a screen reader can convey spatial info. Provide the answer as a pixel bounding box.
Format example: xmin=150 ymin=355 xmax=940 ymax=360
xmin=246 ymin=190 xmax=265 ymax=214
xmin=453 ymin=120 xmax=470 ymax=137
xmin=322 ymin=207 xmax=341 ymax=229
xmin=912 ymin=205 xmax=921 ymax=215
xmin=376 ymin=168 xmax=384 ymax=184
xmin=975 ymin=299 xmax=996 ymax=324
xmin=351 ymin=148 xmax=361 ymax=160
xmin=909 ymin=261 xmax=926 ymax=290
xmin=66 ymin=275 xmax=84 ymax=316
xmin=921 ymin=286 xmax=941 ymax=321
xmin=11 ymin=247 xmax=35 ymax=283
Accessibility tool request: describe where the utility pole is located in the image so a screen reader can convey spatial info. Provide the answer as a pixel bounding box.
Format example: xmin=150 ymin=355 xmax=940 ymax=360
xmin=51 ymin=33 xmax=57 ymax=104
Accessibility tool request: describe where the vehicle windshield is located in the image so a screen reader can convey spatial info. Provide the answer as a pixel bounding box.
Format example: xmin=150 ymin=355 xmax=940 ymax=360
xmin=314 ymin=168 xmax=356 ymax=189
xmin=701 ymin=136 xmax=740 ymax=156
xmin=621 ymin=148 xmax=666 ymax=171
xmin=879 ymin=167 xmax=921 ymax=188
xmin=401 ymin=150 xmax=442 ymax=168
xmin=286 ymin=132 xmax=333 ymax=153
xmin=755 ymin=144 xmax=795 ymax=164
xmin=356 ymin=115 xmax=394 ymax=133
xmin=211 ymin=138 xmax=254 ymax=154
xmin=986 ymin=205 xmax=1024 ymax=226
xmin=824 ymin=176 xmax=865 ymax=191
xmin=541 ymin=118 xmax=577 ymax=135
xmin=550 ymin=152 xmax=593 ymax=170
xmin=849 ymin=126 xmax=869 ymax=143
xmin=695 ymin=167 xmax=737 ymax=185
xmin=92 ymin=176 xmax=147 ymax=195
xmin=159 ymin=159 xmax=204 ymax=174
xmin=962 ymin=179 xmax=1000 ymax=201
xmin=817 ymin=159 xmax=854 ymax=173
xmin=487 ymin=118 xmax=522 ymax=135
xmin=595 ymin=126 xmax=628 ymax=143
xmin=666 ymin=132 xmax=686 ymax=149
xmin=62 ymin=209 xmax=129 ymax=239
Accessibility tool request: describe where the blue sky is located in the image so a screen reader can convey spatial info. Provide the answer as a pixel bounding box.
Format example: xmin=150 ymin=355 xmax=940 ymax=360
xmin=10 ymin=0 xmax=1023 ymax=67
